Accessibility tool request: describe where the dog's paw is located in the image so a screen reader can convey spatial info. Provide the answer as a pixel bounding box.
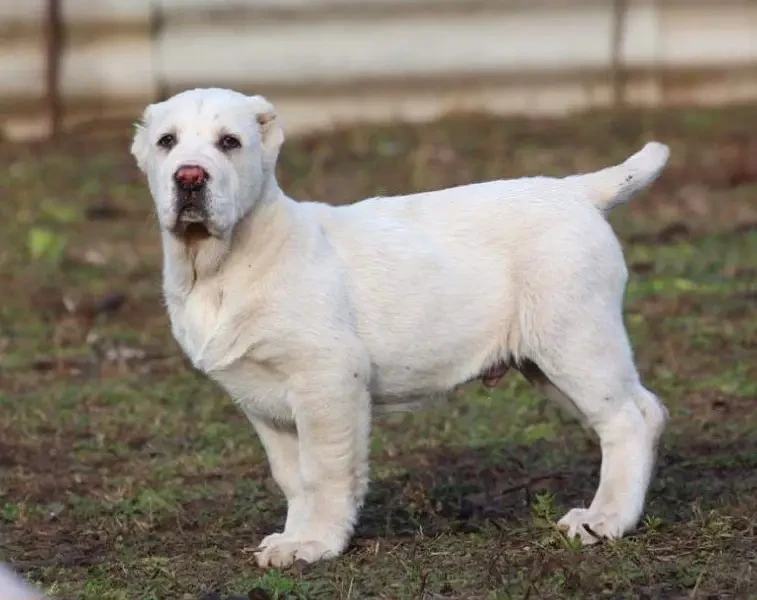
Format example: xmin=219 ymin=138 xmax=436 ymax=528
xmin=557 ymin=508 xmax=625 ymax=544
xmin=255 ymin=539 xmax=336 ymax=568
xmin=258 ymin=531 xmax=289 ymax=548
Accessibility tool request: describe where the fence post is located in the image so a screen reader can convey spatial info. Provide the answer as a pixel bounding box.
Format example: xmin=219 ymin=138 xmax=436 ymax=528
xmin=45 ymin=0 xmax=63 ymax=139
xmin=610 ymin=0 xmax=628 ymax=108
xmin=149 ymin=0 xmax=168 ymax=101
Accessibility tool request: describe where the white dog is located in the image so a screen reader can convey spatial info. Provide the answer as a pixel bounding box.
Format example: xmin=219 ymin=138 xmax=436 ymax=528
xmin=131 ymin=88 xmax=669 ymax=568
xmin=0 ymin=564 xmax=44 ymax=600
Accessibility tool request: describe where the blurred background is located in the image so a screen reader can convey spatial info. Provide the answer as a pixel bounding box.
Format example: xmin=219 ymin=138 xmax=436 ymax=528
xmin=2 ymin=0 xmax=757 ymax=141
xmin=1 ymin=2 xmax=756 ymax=599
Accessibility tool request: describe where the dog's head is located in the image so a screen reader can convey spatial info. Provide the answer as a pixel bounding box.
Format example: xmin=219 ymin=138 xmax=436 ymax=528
xmin=131 ymin=88 xmax=284 ymax=241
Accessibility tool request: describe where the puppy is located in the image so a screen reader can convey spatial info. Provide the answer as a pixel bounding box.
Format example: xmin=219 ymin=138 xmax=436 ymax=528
xmin=131 ymin=88 xmax=669 ymax=568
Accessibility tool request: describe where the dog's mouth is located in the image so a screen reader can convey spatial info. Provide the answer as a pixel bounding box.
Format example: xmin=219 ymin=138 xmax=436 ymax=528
xmin=178 ymin=221 xmax=212 ymax=243
xmin=173 ymin=207 xmax=213 ymax=243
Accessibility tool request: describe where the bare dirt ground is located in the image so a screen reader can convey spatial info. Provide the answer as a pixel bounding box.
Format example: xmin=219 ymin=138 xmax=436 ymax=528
xmin=1 ymin=106 xmax=756 ymax=599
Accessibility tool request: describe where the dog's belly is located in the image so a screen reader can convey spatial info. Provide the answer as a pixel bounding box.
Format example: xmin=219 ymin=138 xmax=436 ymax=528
xmin=366 ymin=328 xmax=515 ymax=401
xmin=371 ymin=360 xmax=513 ymax=412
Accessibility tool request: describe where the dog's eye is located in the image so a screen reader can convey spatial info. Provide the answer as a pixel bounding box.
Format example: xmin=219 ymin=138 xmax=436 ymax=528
xmin=218 ymin=134 xmax=241 ymax=152
xmin=157 ymin=133 xmax=176 ymax=150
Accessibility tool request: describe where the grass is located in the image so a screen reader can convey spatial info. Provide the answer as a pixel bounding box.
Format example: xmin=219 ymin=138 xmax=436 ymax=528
xmin=1 ymin=105 xmax=756 ymax=599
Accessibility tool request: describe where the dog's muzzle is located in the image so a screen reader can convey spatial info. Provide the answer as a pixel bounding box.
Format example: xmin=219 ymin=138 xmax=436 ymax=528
xmin=173 ymin=165 xmax=212 ymax=238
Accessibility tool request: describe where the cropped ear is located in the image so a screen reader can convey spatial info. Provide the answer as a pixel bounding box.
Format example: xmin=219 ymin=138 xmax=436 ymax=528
xmin=248 ymin=95 xmax=284 ymax=164
xmin=130 ymin=103 xmax=156 ymax=173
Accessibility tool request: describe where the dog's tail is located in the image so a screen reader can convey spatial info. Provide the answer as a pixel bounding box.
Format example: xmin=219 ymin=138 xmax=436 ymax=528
xmin=564 ymin=142 xmax=670 ymax=212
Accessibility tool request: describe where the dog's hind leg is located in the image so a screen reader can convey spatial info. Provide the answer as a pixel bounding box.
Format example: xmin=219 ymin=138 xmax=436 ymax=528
xmin=527 ymin=307 xmax=667 ymax=543
xmin=518 ymin=359 xmax=585 ymax=423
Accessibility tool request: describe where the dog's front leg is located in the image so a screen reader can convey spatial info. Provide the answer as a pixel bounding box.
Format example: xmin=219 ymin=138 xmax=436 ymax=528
xmin=255 ymin=373 xmax=371 ymax=568
xmin=251 ymin=419 xmax=308 ymax=547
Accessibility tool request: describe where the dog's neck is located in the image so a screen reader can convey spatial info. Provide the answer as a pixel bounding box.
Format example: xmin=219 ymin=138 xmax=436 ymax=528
xmin=160 ymin=177 xmax=293 ymax=303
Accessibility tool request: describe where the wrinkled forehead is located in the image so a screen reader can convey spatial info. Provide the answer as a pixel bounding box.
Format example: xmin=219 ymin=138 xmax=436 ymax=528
xmin=153 ymin=92 xmax=256 ymax=138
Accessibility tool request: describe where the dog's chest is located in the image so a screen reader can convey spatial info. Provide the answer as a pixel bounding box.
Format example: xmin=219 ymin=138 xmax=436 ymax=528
xmin=214 ymin=359 xmax=294 ymax=424
xmin=169 ymin=284 xmax=223 ymax=370
xmin=168 ymin=285 xmax=294 ymax=424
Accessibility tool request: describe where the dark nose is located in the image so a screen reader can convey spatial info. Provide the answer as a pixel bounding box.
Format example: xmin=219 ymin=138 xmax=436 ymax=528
xmin=174 ymin=165 xmax=209 ymax=191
